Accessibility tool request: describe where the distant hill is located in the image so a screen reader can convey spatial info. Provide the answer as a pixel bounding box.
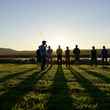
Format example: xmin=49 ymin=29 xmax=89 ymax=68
xmin=0 ymin=48 xmax=35 ymax=57
xmin=0 ymin=48 xmax=110 ymax=58
xmin=0 ymin=48 xmax=17 ymax=55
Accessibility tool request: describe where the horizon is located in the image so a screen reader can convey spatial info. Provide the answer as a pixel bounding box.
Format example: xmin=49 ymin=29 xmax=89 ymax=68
xmin=0 ymin=0 xmax=110 ymax=50
xmin=1 ymin=47 xmax=110 ymax=52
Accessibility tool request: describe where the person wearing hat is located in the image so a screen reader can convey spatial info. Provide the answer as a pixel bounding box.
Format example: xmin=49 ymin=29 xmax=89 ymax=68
xmin=39 ymin=40 xmax=47 ymax=70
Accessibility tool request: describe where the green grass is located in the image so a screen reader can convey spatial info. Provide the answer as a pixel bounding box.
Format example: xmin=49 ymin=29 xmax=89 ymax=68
xmin=0 ymin=64 xmax=110 ymax=110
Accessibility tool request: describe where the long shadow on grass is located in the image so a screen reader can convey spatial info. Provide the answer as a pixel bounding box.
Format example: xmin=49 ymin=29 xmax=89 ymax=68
xmin=69 ymin=66 xmax=110 ymax=110
xmin=79 ymin=67 xmax=110 ymax=84
xmin=0 ymin=66 xmax=52 ymax=110
xmin=47 ymin=65 xmax=73 ymax=110
xmin=99 ymin=66 xmax=110 ymax=70
xmin=0 ymin=67 xmax=37 ymax=83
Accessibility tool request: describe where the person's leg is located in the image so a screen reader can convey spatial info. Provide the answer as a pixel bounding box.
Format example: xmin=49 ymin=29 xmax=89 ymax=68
xmin=68 ymin=58 xmax=70 ymax=67
xmin=66 ymin=59 xmax=67 ymax=67
xmin=60 ymin=56 xmax=62 ymax=65
xmin=49 ymin=57 xmax=52 ymax=66
xmin=44 ymin=56 xmax=46 ymax=68
xmin=58 ymin=56 xmax=61 ymax=65
xmin=41 ymin=58 xmax=43 ymax=70
xmin=41 ymin=57 xmax=46 ymax=70
xmin=106 ymin=57 xmax=108 ymax=63
xmin=102 ymin=57 xmax=104 ymax=63
xmin=91 ymin=60 xmax=93 ymax=66
xmin=76 ymin=56 xmax=79 ymax=63
xmin=95 ymin=57 xmax=97 ymax=65
xmin=57 ymin=56 xmax=59 ymax=65
xmin=41 ymin=61 xmax=44 ymax=70
xmin=91 ymin=57 xmax=94 ymax=66
xmin=78 ymin=55 xmax=80 ymax=62
xmin=66 ymin=57 xmax=68 ymax=67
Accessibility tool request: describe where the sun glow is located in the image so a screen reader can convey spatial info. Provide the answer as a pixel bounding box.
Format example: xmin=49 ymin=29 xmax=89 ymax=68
xmin=42 ymin=32 xmax=75 ymax=50
xmin=35 ymin=29 xmax=81 ymax=50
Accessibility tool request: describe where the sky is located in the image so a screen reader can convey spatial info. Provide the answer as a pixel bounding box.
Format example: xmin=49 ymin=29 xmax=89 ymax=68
xmin=0 ymin=0 xmax=110 ymax=50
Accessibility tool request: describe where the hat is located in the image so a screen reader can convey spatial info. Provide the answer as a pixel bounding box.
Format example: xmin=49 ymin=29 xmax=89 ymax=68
xmin=42 ymin=40 xmax=46 ymax=44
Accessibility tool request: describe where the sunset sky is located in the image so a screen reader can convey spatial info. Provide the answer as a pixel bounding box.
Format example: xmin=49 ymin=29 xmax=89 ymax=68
xmin=0 ymin=0 xmax=110 ymax=50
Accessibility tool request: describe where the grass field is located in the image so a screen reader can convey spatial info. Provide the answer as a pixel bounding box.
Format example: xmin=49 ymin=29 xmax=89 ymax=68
xmin=0 ymin=64 xmax=110 ymax=110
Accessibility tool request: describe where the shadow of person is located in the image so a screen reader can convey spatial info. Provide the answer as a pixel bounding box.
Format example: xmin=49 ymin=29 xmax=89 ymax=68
xmin=47 ymin=65 xmax=73 ymax=110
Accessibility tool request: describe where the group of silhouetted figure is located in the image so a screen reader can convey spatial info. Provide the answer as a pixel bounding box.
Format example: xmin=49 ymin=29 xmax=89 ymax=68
xmin=36 ymin=40 xmax=109 ymax=70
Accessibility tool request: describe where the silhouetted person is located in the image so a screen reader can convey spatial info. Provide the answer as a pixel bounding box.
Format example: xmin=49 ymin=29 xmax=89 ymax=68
xmin=65 ymin=46 xmax=70 ymax=67
xmin=40 ymin=40 xmax=47 ymax=70
xmin=73 ymin=45 xmax=80 ymax=62
xmin=101 ymin=46 xmax=108 ymax=64
xmin=91 ymin=46 xmax=97 ymax=65
xmin=46 ymin=46 xmax=53 ymax=66
xmin=36 ymin=46 xmax=41 ymax=64
xmin=56 ymin=45 xmax=62 ymax=65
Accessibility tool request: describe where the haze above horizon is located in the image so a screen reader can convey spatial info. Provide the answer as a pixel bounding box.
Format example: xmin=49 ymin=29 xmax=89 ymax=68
xmin=0 ymin=0 xmax=110 ymax=50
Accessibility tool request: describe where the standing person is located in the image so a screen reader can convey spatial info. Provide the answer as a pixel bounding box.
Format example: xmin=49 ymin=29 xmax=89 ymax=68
xmin=91 ymin=46 xmax=97 ymax=65
xmin=101 ymin=46 xmax=108 ymax=64
xmin=46 ymin=46 xmax=53 ymax=66
xmin=36 ymin=46 xmax=41 ymax=64
xmin=73 ymin=45 xmax=80 ymax=62
xmin=56 ymin=45 xmax=63 ymax=65
xmin=40 ymin=40 xmax=47 ymax=70
xmin=65 ymin=46 xmax=70 ymax=67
